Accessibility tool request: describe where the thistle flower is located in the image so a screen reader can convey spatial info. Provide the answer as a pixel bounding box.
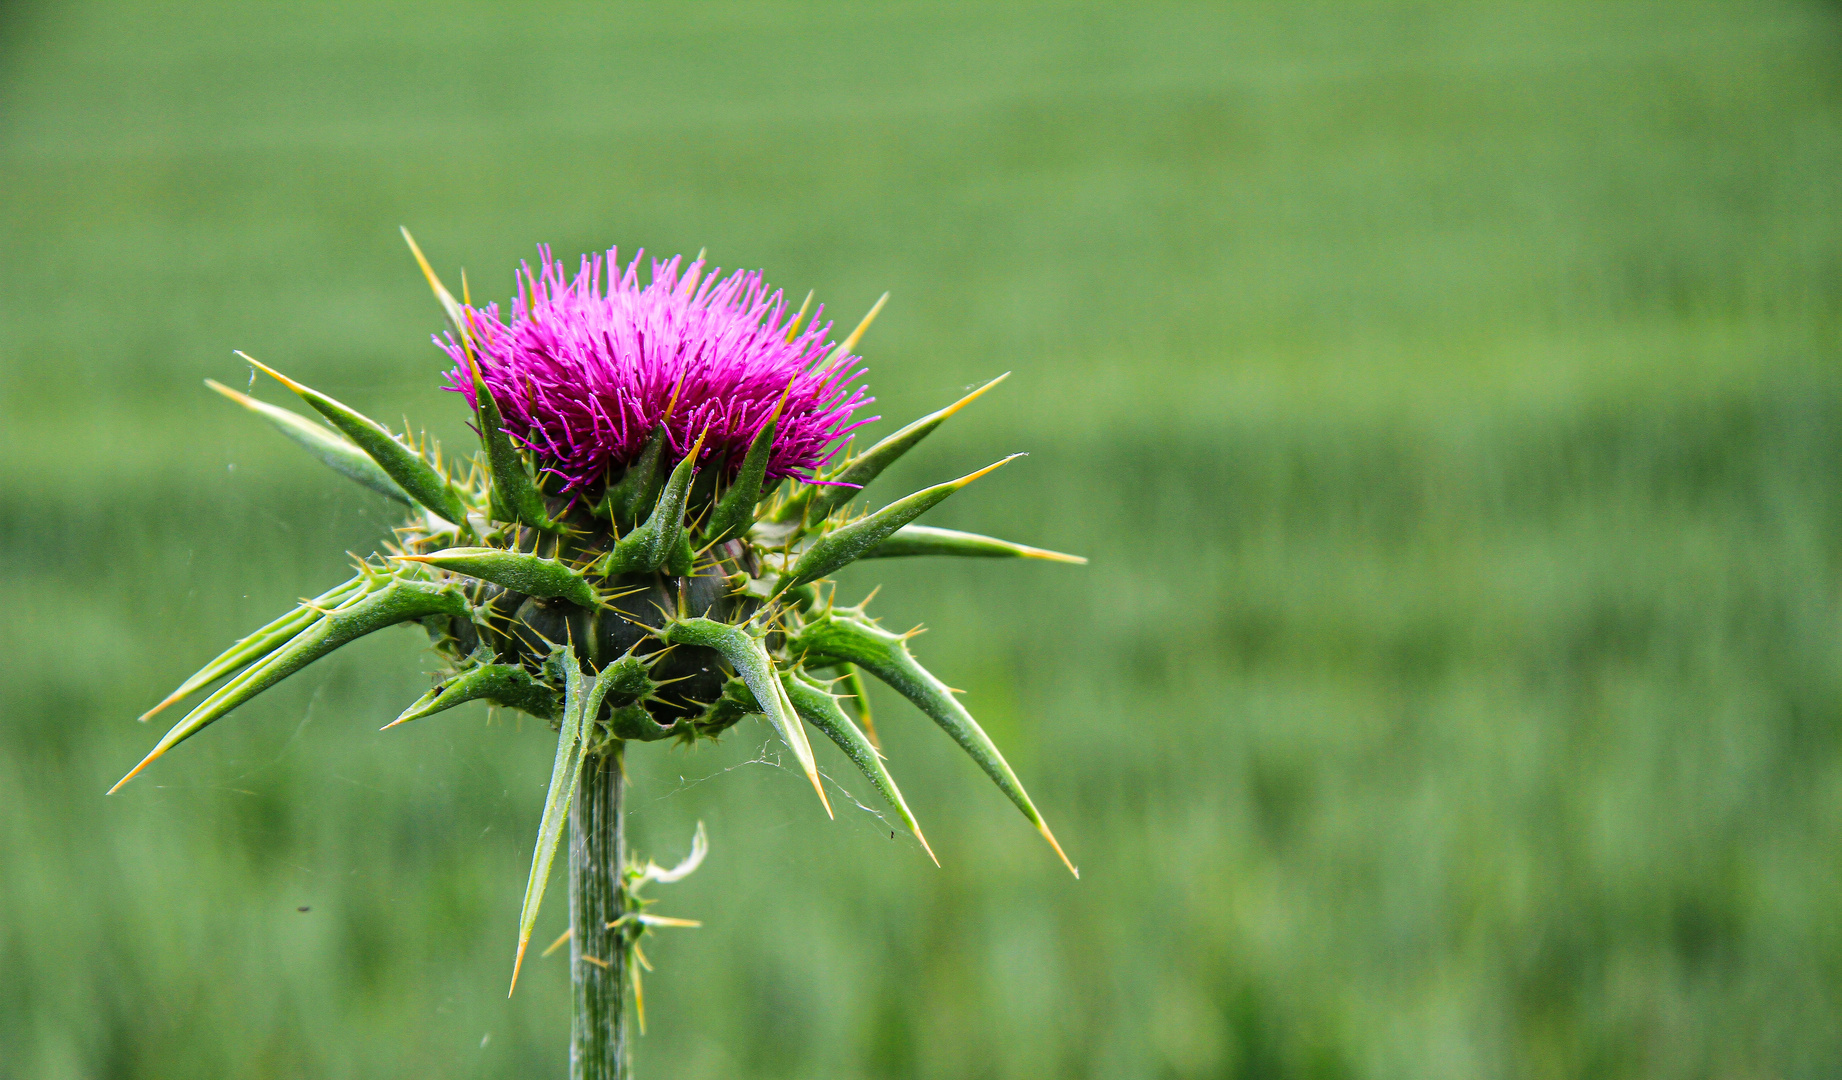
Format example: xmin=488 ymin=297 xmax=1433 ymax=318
xmin=117 ymin=232 xmax=1085 ymax=1076
xmin=439 ymin=247 xmax=876 ymax=494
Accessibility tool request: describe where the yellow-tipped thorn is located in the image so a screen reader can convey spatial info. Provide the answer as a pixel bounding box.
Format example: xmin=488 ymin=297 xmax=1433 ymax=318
xmin=635 ymin=915 xmax=703 ymax=928
xmin=508 ymin=935 xmax=530 ymax=997
xmin=934 ymin=371 xmax=1011 ymax=426
xmin=237 ymin=351 xmax=295 ymax=390
xmin=108 ymin=741 xmax=174 ymax=794
xmin=203 ymin=378 xmax=255 ymax=409
xmin=785 ymin=289 xmax=815 ymax=343
xmin=1038 ymin=821 xmax=1078 ymax=878
xmin=913 ymin=824 xmax=940 ymax=867
xmin=1020 ymin=546 xmax=1088 ymax=565
xmin=541 ymin=927 xmax=573 ymax=957
xmin=401 ymin=226 xmax=456 ymax=305
xmin=951 ymin=453 xmax=1025 ymax=490
xmin=137 ymin=692 xmax=185 ymax=724
xmin=828 ymin=292 xmax=888 ymax=365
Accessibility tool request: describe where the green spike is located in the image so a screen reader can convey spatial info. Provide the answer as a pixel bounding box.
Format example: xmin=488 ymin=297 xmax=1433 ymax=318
xmin=238 ymin=353 xmax=471 ymax=529
xmin=470 ymin=368 xmax=562 ymax=533
xmin=774 ymin=456 xmax=1022 ymax=597
xmin=598 ymin=433 xmax=705 ymax=576
xmin=781 ymin=669 xmax=936 ymax=865
xmin=110 ymin=577 xmax=472 ymax=794
xmin=394 ymin=547 xmax=599 ymax=609
xmin=383 ymin=663 xmax=560 ymax=729
xmin=598 ymin=423 xmax=668 ymax=526
xmin=789 ymin=612 xmax=1077 ymax=877
xmin=205 ymin=381 xmax=411 ymax=504
xmin=862 ymin=523 xmax=1087 ymax=564
xmin=659 ymin=616 xmax=830 ymax=816
xmin=705 ymin=418 xmax=779 ymax=544
xmin=509 ymin=650 xmax=616 ymax=996
xmin=139 ymin=575 xmax=368 ymax=722
xmin=774 ymin=372 xmax=1010 ymax=525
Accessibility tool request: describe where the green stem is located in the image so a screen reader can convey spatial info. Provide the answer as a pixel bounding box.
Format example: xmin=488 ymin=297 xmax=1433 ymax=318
xmin=569 ymin=745 xmax=630 ymax=1079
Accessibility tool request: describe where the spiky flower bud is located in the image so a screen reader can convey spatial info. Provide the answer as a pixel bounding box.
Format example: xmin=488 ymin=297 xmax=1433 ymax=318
xmin=120 ymin=234 xmax=1087 ymax=1017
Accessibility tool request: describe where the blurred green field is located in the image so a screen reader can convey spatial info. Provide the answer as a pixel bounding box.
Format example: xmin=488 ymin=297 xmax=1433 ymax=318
xmin=4 ymin=1 xmax=1842 ymax=1077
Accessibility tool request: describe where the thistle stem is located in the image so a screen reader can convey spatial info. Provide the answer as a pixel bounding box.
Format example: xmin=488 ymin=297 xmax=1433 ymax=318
xmin=569 ymin=745 xmax=630 ymax=1079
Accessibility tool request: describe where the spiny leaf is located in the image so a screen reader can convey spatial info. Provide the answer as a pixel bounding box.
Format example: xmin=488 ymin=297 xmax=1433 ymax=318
xmin=598 ymin=424 xmax=667 ymax=527
xmin=774 ymin=456 xmax=1022 ymax=596
xmin=509 ymin=651 xmax=617 ymax=996
xmin=774 ymin=372 xmax=1009 ymax=525
xmin=239 ymin=353 xmax=471 ymax=528
xmin=394 ymin=547 xmax=599 ymax=609
xmin=384 ymin=663 xmax=560 ymax=729
xmin=781 ymin=669 xmax=935 ymax=865
xmin=598 ymin=432 xmax=705 ymax=575
xmin=110 ymin=578 xmax=471 ymax=794
xmin=660 ymin=617 xmax=830 ymax=817
xmin=862 ymin=523 xmax=1087 ymax=563
xmin=789 ymin=612 xmax=1076 ymax=876
xmin=206 ymin=380 xmax=412 ymax=505
xmin=140 ymin=575 xmax=367 ymax=722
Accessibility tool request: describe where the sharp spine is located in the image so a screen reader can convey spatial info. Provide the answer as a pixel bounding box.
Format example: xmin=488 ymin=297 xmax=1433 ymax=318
xmin=111 ymin=578 xmax=472 ymax=794
xmin=774 ymin=372 xmax=1010 ymax=525
xmin=774 ymin=455 xmax=1023 ymax=596
xmin=781 ymin=668 xmax=935 ymax=865
xmin=788 ymin=611 xmax=1076 ymax=876
xmin=205 ymin=380 xmax=412 ymax=504
xmin=238 ymin=353 xmax=472 ymax=529
xmin=385 ymin=663 xmax=560 ymax=729
xmin=394 ymin=547 xmax=598 ymax=609
xmin=861 ymin=523 xmax=1087 ymax=563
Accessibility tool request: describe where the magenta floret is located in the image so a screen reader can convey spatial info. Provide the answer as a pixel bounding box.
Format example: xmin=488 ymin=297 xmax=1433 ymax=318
xmin=440 ymin=246 xmax=876 ymax=494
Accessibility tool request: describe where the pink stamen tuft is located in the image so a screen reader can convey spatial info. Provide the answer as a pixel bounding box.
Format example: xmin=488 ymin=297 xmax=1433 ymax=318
xmin=439 ymin=246 xmax=876 ymax=494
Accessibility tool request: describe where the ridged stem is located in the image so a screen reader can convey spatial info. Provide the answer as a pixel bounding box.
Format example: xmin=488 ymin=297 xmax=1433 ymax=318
xmin=569 ymin=746 xmax=629 ymax=1079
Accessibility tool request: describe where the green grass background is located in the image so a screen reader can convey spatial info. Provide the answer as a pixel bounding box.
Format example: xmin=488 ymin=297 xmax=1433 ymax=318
xmin=4 ymin=1 xmax=1842 ymax=1076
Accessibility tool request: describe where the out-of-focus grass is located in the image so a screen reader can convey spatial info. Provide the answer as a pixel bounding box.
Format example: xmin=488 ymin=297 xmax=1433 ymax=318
xmin=3 ymin=2 xmax=1841 ymax=1077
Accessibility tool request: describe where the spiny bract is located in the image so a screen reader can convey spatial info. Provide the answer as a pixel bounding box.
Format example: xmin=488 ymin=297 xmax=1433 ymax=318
xmin=116 ymin=231 xmax=1085 ymax=986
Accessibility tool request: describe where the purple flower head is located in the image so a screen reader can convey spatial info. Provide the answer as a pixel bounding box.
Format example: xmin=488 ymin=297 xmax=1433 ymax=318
xmin=440 ymin=246 xmax=876 ymax=495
